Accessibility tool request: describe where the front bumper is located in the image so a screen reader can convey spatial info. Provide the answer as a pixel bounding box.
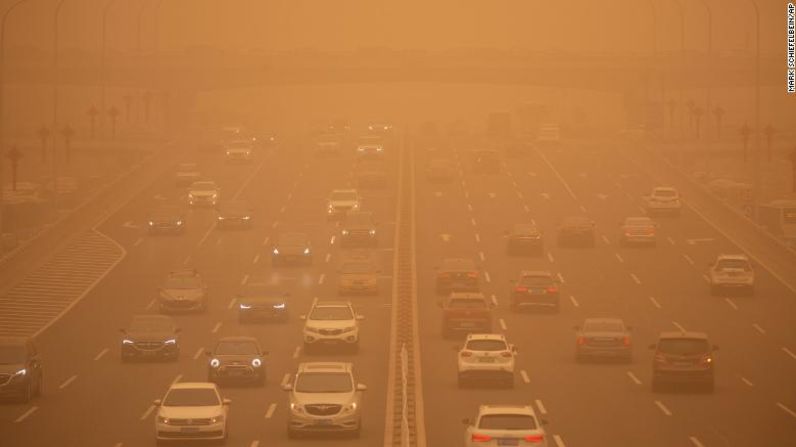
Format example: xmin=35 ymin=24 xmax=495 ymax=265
xmin=156 ymin=422 xmax=226 ymax=441
xmin=303 ymin=330 xmax=359 ymax=345
xmin=653 ymin=367 xmax=713 ymax=384
xmin=239 ymin=307 xmax=288 ymax=321
xmin=289 ymin=410 xmax=360 ymax=434
xmin=225 ymin=152 xmax=252 ymax=162
xmin=0 ymin=375 xmax=31 ymax=399
xmin=189 ymin=196 xmax=217 ymax=207
xmin=340 ymin=233 xmax=377 ymax=247
xmin=122 ymin=343 xmax=178 ymax=360
xmin=217 ymin=217 xmax=252 ymax=228
xmin=209 ymin=365 xmax=265 ymax=383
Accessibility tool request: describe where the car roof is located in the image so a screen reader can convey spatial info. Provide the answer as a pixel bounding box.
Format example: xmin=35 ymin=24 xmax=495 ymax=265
xmin=169 ymin=382 xmax=218 ymax=390
xmin=298 ymin=362 xmax=352 ymax=373
xmin=478 ymin=404 xmax=536 ymax=417
xmin=466 ymin=333 xmax=506 ymax=342
xmin=657 ymin=331 xmax=709 ymax=340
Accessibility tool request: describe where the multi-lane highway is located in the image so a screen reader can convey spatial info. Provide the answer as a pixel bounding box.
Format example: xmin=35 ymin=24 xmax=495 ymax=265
xmin=1 ymin=129 xmax=795 ymax=447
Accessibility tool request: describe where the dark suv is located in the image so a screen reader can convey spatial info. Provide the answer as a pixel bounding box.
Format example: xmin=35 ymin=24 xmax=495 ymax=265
xmin=0 ymin=337 xmax=43 ymax=403
xmin=650 ymin=331 xmax=718 ymax=393
xmin=120 ymin=315 xmax=181 ymax=362
xmin=435 ymin=258 xmax=480 ymax=295
xmin=509 ymin=271 xmax=560 ymax=312
xmin=340 ymin=211 xmax=378 ymax=248
xmin=207 ymin=336 xmax=268 ymax=386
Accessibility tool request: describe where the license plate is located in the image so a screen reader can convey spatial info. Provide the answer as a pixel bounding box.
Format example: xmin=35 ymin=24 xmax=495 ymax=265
xmin=181 ymin=427 xmax=200 ymax=433
xmin=459 ymin=322 xmax=476 ymax=328
xmin=498 ymin=439 xmax=519 ymax=446
xmin=478 ymin=357 xmax=495 ymax=363
xmin=142 ymin=351 xmax=156 ymax=356
xmin=315 ymin=419 xmax=332 ymax=425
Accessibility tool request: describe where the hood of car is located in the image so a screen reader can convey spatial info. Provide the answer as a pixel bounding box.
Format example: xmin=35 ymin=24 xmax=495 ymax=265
xmin=329 ymin=200 xmax=358 ymax=207
xmin=124 ymin=330 xmax=176 ymax=342
xmin=212 ymin=354 xmax=259 ymax=365
xmin=189 ymin=190 xmax=217 ymax=196
xmin=160 ymin=288 xmax=204 ymax=302
xmin=158 ymin=405 xmax=223 ymax=420
xmin=292 ymin=391 xmax=356 ymax=406
xmin=305 ymin=319 xmax=356 ymax=330
xmin=275 ymin=244 xmax=307 ymax=255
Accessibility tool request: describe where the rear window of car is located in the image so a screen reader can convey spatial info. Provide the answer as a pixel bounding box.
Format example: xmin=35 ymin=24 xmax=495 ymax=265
xmin=448 ymin=298 xmax=487 ymax=308
xmin=519 ymin=275 xmax=552 ymax=286
xmin=653 ymin=189 xmax=677 ymax=197
xmin=479 ymin=414 xmax=537 ymax=430
xmin=716 ymin=259 xmax=751 ymax=270
xmin=657 ymin=338 xmax=710 ymax=355
xmin=582 ymin=320 xmax=624 ymax=332
xmin=466 ymin=340 xmax=507 ymax=351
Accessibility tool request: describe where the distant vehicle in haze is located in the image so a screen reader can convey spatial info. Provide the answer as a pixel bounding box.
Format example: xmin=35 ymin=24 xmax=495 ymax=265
xmin=153 ymin=382 xmax=230 ymax=444
xmin=439 ymin=292 xmax=494 ymax=338
xmin=206 ymin=336 xmax=267 ymax=386
xmin=327 ymin=189 xmax=361 ymax=220
xmin=120 ymin=315 xmax=181 ymax=362
xmin=338 ymin=252 xmax=381 ymax=296
xmin=0 ymin=337 xmax=43 ymax=403
xmin=147 ymin=206 xmax=186 ymax=235
xmin=187 ymin=180 xmax=220 ymax=207
xmin=536 ymin=123 xmax=561 ymax=145
xmin=505 ymin=223 xmax=543 ymax=256
xmin=301 ymin=300 xmax=363 ymax=354
xmin=509 ymin=270 xmax=560 ymax=313
xmin=271 ymin=232 xmax=313 ymax=266
xmin=574 ymin=318 xmax=632 ymax=363
xmin=557 ymin=216 xmax=595 ymax=247
xmin=650 ymin=331 xmax=718 ymax=393
xmin=643 ymin=186 xmax=682 ymax=216
xmin=223 ymin=140 xmax=254 ymax=163
xmin=457 ymin=333 xmax=516 ymax=388
xmin=436 ymin=258 xmax=480 ymax=295
xmin=237 ymin=283 xmax=290 ymax=323
xmin=367 ymin=121 xmax=393 ymax=134
xmin=158 ymin=269 xmax=208 ymax=313
xmin=618 ymin=216 xmax=658 ymax=247
xmin=355 ymin=141 xmax=385 ymax=161
xmin=340 ymin=211 xmax=378 ymax=248
xmin=707 ymin=254 xmax=755 ymax=296
xmin=215 ymin=200 xmax=253 ymax=229
xmin=757 ymin=199 xmax=796 ymax=247
xmin=462 ymin=404 xmax=548 ymax=447
xmin=175 ymin=162 xmax=201 ymax=187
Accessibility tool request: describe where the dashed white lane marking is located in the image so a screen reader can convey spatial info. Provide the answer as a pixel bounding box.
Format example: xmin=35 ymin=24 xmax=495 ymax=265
xmin=667 ymin=236 xmax=676 ymax=245
xmin=547 ymin=252 xmax=555 ymax=263
xmin=252 ymin=254 xmax=260 ymax=264
xmin=782 ymin=347 xmax=796 ymax=360
xmin=484 ymin=272 xmax=492 ymax=283
xmin=227 ymin=298 xmax=237 ymax=310
xmin=211 ymin=322 xmax=222 ymax=334
xmin=534 ymin=399 xmax=548 ymax=415
xmin=725 ymin=298 xmax=738 ymax=310
xmin=471 ymin=217 xmax=477 ymax=226
xmin=281 ymin=373 xmax=291 ymax=387
xmin=615 ymin=253 xmax=625 ymax=263
xmin=556 ymin=272 xmax=565 ymax=284
xmin=262 ymin=236 xmax=270 ymax=246
xmin=58 ymin=375 xmax=77 ymax=390
xmin=133 ymin=237 xmax=144 ymax=247
xmin=630 ymin=273 xmax=641 ymax=284
xmin=520 ymin=370 xmax=530 ymax=384
xmin=569 ymin=295 xmax=579 ymax=307
xmin=516 ymin=191 xmax=524 ymax=199
xmin=240 ymin=274 xmax=249 ymax=285
xmin=752 ymin=323 xmax=766 ymax=335
xmin=601 ymin=234 xmax=610 ymax=245
xmin=250 ymin=440 xmax=261 ymax=447
xmin=14 ymin=406 xmax=38 ymax=423
xmin=579 ymin=204 xmax=587 ymax=213
xmin=264 ymin=404 xmax=277 ymax=419
xmin=279 ymin=206 xmax=286 ymax=214
xmin=683 ymin=254 xmax=695 ymax=266
xmin=318 ymin=274 xmax=325 ymax=285
xmin=523 ymin=204 xmax=530 ymax=213
xmin=145 ymin=299 xmax=156 ymax=311
xmin=271 ymin=221 xmax=279 ymax=229
xmin=464 ymin=191 xmax=470 ymax=200
xmin=330 ymin=235 xmax=336 ymax=245
xmin=689 ymin=436 xmax=706 ymax=447
xmin=776 ymin=402 xmax=796 ymax=419
xmin=499 ymin=318 xmax=507 ymax=331
xmin=654 ymin=400 xmax=672 ymax=416
xmin=94 ymin=348 xmax=109 ymax=361
xmin=553 ymin=435 xmax=566 ymax=447
xmin=467 ymin=203 xmax=473 ymax=212
xmin=626 ymin=371 xmax=642 ymax=385
xmin=740 ymin=376 xmax=754 ymax=387
xmin=287 ymin=192 xmax=292 ymax=201
xmin=182 ymin=255 xmax=192 ymax=266
xmin=672 ymin=321 xmax=687 ymax=332
xmin=478 ymin=251 xmax=485 ymax=262
xmin=530 ymin=218 xmax=536 ymax=226
xmin=325 ymin=253 xmax=331 ymax=263
xmin=474 ymin=233 xmax=481 ymax=243
xmin=139 ymin=405 xmax=155 ymax=421
xmin=293 ymin=346 xmax=301 ymax=359
xmin=649 ymin=296 xmax=662 ymax=309
xmin=490 ymin=294 xmax=498 ymax=306
xmin=193 ymin=347 xmax=205 ymax=360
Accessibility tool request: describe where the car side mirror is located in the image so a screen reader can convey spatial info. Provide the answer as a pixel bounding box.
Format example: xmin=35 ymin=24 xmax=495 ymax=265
xmin=153 ymin=399 xmax=162 ymax=406
xmin=648 ymin=343 xmax=656 ymax=350
xmin=356 ymin=383 xmax=367 ymax=391
xmin=222 ymin=398 xmax=231 ymax=406
xmin=282 ymin=383 xmax=293 ymax=391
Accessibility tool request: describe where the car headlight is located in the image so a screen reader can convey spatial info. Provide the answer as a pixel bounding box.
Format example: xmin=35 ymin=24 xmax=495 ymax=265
xmin=209 ymin=414 xmax=225 ymax=423
xmin=343 ymin=326 xmax=357 ymax=332
xmin=13 ymin=368 xmax=27 ymax=377
xmin=188 ymin=194 xmax=195 ymax=200
xmin=175 ymin=220 xmax=183 ymax=226
xmin=272 ymin=248 xmax=279 ymax=255
xmin=273 ymin=302 xmax=286 ymax=309
xmin=252 ymin=358 xmax=262 ymax=368
xmin=290 ymin=403 xmax=304 ymax=413
xmin=342 ymin=402 xmax=358 ymax=413
xmin=342 ymin=230 xmax=350 ymax=235
xmin=369 ymin=229 xmax=376 ymax=235
xmin=217 ymin=216 xmax=225 ymax=220
xmin=303 ymin=247 xmax=311 ymax=255
xmin=352 ymin=203 xmax=359 ymax=210
xmin=210 ymin=358 xmax=221 ymax=368
xmin=148 ymin=221 xmax=154 ymax=226
xmin=242 ymin=216 xmax=251 ymax=220
xmin=225 ymin=151 xmax=231 ymax=156
xmin=239 ymin=303 xmax=252 ymax=309
xmin=376 ymin=147 xmax=383 ymax=152
xmin=157 ymin=416 xmax=170 ymax=424
xmin=164 ymin=338 xmax=177 ymax=345
xmin=211 ymin=194 xmax=218 ymax=199
xmin=122 ymin=339 xmax=134 ymax=345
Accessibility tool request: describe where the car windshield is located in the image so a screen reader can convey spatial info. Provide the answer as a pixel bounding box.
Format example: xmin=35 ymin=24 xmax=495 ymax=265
xmin=658 ymin=338 xmax=710 ymax=355
xmin=191 ymin=182 xmax=217 ymax=190
xmin=163 ymin=388 xmax=220 ymax=407
xmin=330 ymin=191 xmax=358 ymax=201
xmin=654 ymin=189 xmax=677 ymax=197
xmin=519 ymin=275 xmax=552 ymax=286
xmin=448 ymin=299 xmax=487 ymax=308
xmin=295 ymin=372 xmax=353 ymax=393
xmin=583 ymin=320 xmax=624 ymax=332
xmin=466 ymin=340 xmax=507 ymax=351
xmin=215 ymin=341 xmax=259 ymax=355
xmin=479 ymin=414 xmax=537 ymax=430
xmin=129 ymin=317 xmax=173 ymax=333
xmin=164 ymin=276 xmax=202 ymax=289
xmin=310 ymin=306 xmax=353 ymax=320
xmin=341 ymin=262 xmax=376 ymax=274
xmin=716 ymin=259 xmax=750 ymax=270
xmin=0 ymin=345 xmax=27 ymax=364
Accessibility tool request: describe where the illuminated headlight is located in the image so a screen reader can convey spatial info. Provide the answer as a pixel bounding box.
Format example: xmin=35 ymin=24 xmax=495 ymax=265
xmin=242 ymin=216 xmax=251 ymax=220
xmin=272 ymin=248 xmax=279 ymax=255
xmin=209 ymin=414 xmax=225 ymax=423
xmin=352 ymin=203 xmax=359 ymax=210
xmin=342 ymin=230 xmax=350 ymax=236
xmin=239 ymin=303 xmax=252 ymax=310
xmin=290 ymin=403 xmax=304 ymax=413
xmin=376 ymin=147 xmax=384 ymax=152
xmin=13 ymin=368 xmax=26 ymax=377
xmin=342 ymin=326 xmax=357 ymax=333
xmin=217 ymin=216 xmax=225 ymax=221
xmin=210 ymin=358 xmax=221 ymax=368
xmin=225 ymin=151 xmax=231 ymax=156
xmin=175 ymin=220 xmax=183 ymax=226
xmin=251 ymin=358 xmax=262 ymax=368
xmin=357 ymin=147 xmax=366 ymax=152
xmin=273 ymin=303 xmax=286 ymax=309
xmin=157 ymin=416 xmax=170 ymax=424
xmin=211 ymin=194 xmax=218 ymax=199
xmin=188 ymin=194 xmax=195 ymax=200
xmin=368 ymin=125 xmax=374 ymax=130
xmin=303 ymin=247 xmax=311 ymax=255
xmin=369 ymin=229 xmax=376 ymax=235
xmin=342 ymin=402 xmax=358 ymax=413
xmin=148 ymin=221 xmax=154 ymax=226
xmin=122 ymin=339 xmax=134 ymax=345
xmin=269 ymin=136 xmax=275 ymax=141
xmin=164 ymin=338 xmax=177 ymax=345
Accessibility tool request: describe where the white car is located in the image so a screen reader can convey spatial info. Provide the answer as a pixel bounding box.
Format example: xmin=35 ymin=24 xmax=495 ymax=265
xmin=154 ymin=382 xmax=230 ymax=444
xmin=327 ymin=189 xmax=361 ymax=220
xmin=644 ymin=187 xmax=682 ymax=216
xmin=224 ymin=140 xmax=254 ymax=163
xmin=188 ymin=180 xmax=220 ymax=207
xmin=463 ymin=404 xmax=548 ymax=446
xmin=302 ymin=300 xmax=363 ymax=353
xmin=708 ymin=254 xmax=755 ymax=296
xmin=283 ymin=362 xmax=366 ymax=438
xmin=457 ymin=334 xmax=516 ymax=388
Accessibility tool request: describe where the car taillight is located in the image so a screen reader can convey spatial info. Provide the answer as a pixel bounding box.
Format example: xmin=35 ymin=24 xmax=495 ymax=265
xmin=471 ymin=433 xmax=492 ymax=442
xmin=460 ymin=351 xmax=473 ymax=357
xmin=546 ymin=286 xmax=558 ymax=294
xmin=515 ymin=286 xmax=528 ymax=293
xmin=576 ymin=336 xmax=586 ymax=346
xmin=500 ymin=351 xmax=512 ymax=358
xmin=524 ymin=434 xmax=544 ymax=443
xmin=467 ymin=272 xmax=479 ymax=278
xmin=623 ymin=336 xmax=631 ymax=347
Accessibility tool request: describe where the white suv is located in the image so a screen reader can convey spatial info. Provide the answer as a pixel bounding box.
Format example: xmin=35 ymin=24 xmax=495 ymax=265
xmin=153 ymin=382 xmax=230 ymax=444
xmin=283 ymin=362 xmax=366 ymax=438
xmin=302 ymin=300 xmax=363 ymax=353
xmin=327 ymin=189 xmax=361 ymax=220
xmin=463 ymin=404 xmax=548 ymax=446
xmin=457 ymin=334 xmax=517 ymax=388
xmin=707 ymin=254 xmax=755 ymax=296
xmin=644 ymin=186 xmax=682 ymax=216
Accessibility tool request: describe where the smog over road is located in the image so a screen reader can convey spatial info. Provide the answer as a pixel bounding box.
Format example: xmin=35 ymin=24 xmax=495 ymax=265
xmin=0 ymin=1 xmax=795 ymax=446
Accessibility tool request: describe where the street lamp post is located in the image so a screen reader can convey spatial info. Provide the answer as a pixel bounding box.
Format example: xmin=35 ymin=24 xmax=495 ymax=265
xmin=698 ymin=0 xmax=712 ymax=168
xmin=749 ymin=0 xmax=761 ymax=221
xmin=672 ymin=0 xmax=685 ymax=143
xmin=0 ymin=0 xmax=32 ymax=235
xmin=100 ymin=0 xmax=118 ymax=139
xmin=52 ymin=0 xmax=67 ymax=213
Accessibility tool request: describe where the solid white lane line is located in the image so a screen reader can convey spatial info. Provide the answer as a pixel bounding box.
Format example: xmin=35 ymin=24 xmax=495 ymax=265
xmin=474 ymin=233 xmax=481 ymax=243
xmin=330 ymin=235 xmax=336 ymax=245
xmin=293 ymin=346 xmax=301 ymax=359
xmin=601 ymin=234 xmax=610 ymax=245
xmin=140 ymin=405 xmax=155 ymax=421
xmin=654 ymin=400 xmax=672 ymax=416
xmin=553 ymin=435 xmax=566 ymax=447
xmin=281 ymin=373 xmax=291 ymax=387
xmin=59 ymin=375 xmax=77 ymax=390
xmin=547 ymin=252 xmax=555 ymax=263
xmin=318 ymin=274 xmax=325 ymax=285
xmin=171 ymin=374 xmax=183 ymax=385
xmin=689 ymin=436 xmax=706 ymax=447
xmin=484 ymin=272 xmax=491 ymax=283
xmin=264 ymin=403 xmax=277 ymax=419
xmin=683 ymin=254 xmax=695 ymax=266
xmin=752 ymin=323 xmax=766 ymax=335
xmin=262 ymin=236 xmax=270 ymax=246
xmin=211 ymin=322 xmax=222 ymax=334
xmin=782 ymin=347 xmax=796 ymax=360
xmin=325 ymin=253 xmax=331 ymax=263
xmin=672 ymin=321 xmax=687 ymax=332
xmin=145 ymin=299 xmax=156 ymax=311
xmin=133 ymin=237 xmax=144 ymax=247
xmin=14 ymin=406 xmax=38 ymax=423
xmin=94 ymin=348 xmax=109 ymax=361
xmin=253 ymin=254 xmax=260 ymax=264
xmin=741 ymin=377 xmax=754 ymax=387
xmin=776 ymin=402 xmax=796 ymax=419
xmin=490 ymin=294 xmax=498 ymax=306
xmin=471 ymin=217 xmax=477 ymax=226
xmin=478 ymin=251 xmax=485 ymax=261
xmin=240 ymin=274 xmax=249 ymax=285
xmin=630 ymin=273 xmax=641 ymax=284
xmin=227 ymin=298 xmax=237 ymax=310
xmin=520 ymin=370 xmax=530 ymax=384
xmin=725 ymin=298 xmax=738 ymax=310
xmin=667 ymin=236 xmax=676 ymax=245
xmin=534 ymin=399 xmax=547 ymax=415
xmin=649 ymin=296 xmax=662 ymax=309
xmin=615 ymin=253 xmax=625 ymax=263
xmin=626 ymin=371 xmax=642 ymax=385
xmin=499 ymin=318 xmax=507 ymax=331
xmin=272 ymin=221 xmax=279 ymax=228
xmin=569 ymin=295 xmax=579 ymax=307
xmin=193 ymin=347 xmax=204 ymax=360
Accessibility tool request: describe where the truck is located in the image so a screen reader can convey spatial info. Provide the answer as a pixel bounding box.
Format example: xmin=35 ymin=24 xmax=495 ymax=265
xmin=757 ymin=199 xmax=796 ymax=247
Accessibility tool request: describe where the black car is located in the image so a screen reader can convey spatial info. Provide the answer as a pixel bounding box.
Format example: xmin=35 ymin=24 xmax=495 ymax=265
xmin=0 ymin=337 xmax=43 ymax=403
xmin=120 ymin=315 xmax=181 ymax=362
xmin=237 ymin=283 xmax=290 ymax=323
xmin=340 ymin=211 xmax=378 ymax=248
xmin=272 ymin=233 xmax=313 ymax=266
xmin=207 ymin=336 xmax=267 ymax=386
xmin=506 ymin=223 xmax=543 ymax=256
xmin=650 ymin=331 xmax=718 ymax=393
xmin=557 ymin=216 xmax=596 ymax=247
xmin=147 ymin=206 xmax=186 ymax=235
xmin=216 ymin=201 xmax=253 ymax=229
xmin=509 ymin=270 xmax=560 ymax=313
xmin=435 ymin=258 xmax=480 ymax=295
